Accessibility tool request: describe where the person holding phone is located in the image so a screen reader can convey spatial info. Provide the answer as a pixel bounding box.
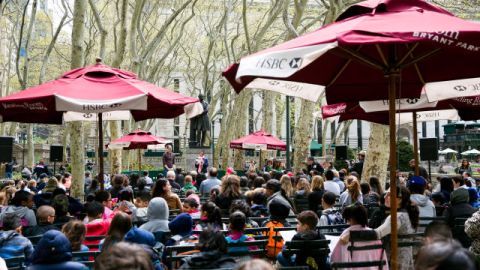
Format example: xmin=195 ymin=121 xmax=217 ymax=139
xmin=163 ymin=144 xmax=175 ymax=176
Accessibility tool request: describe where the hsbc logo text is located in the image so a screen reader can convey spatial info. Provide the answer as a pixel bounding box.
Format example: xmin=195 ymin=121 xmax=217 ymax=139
xmin=256 ymin=57 xmax=303 ymax=70
xmin=82 ymin=103 xmax=122 ymax=111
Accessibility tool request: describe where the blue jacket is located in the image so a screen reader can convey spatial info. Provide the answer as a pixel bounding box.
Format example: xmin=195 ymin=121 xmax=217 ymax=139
xmin=0 ymin=230 xmax=34 ymax=260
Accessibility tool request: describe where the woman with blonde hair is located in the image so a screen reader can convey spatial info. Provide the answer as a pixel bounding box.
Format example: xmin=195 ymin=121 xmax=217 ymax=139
xmin=280 ymin=175 xmax=294 ymax=198
xmin=215 ymin=175 xmax=243 ymax=210
xmin=295 ymin=178 xmax=311 ymax=196
xmin=339 ymin=178 xmax=363 ymax=207
xmin=308 ymin=175 xmax=325 ymax=213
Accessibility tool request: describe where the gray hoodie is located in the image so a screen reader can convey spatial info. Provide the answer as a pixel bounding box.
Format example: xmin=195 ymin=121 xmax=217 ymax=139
xmin=410 ymin=194 xmax=436 ymax=223
xmin=267 ymin=191 xmax=295 ymax=216
xmin=139 ymin=197 xmax=169 ymax=232
xmin=0 ymin=206 xmax=37 ymax=226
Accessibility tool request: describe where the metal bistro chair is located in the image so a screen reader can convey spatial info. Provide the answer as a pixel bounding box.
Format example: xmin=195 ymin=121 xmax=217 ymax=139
xmin=4 ymin=256 xmax=26 ymax=270
xmin=331 ymin=230 xmax=387 ymax=270
xmin=73 ymin=251 xmax=101 ymax=268
xmin=282 ymin=239 xmax=330 ymax=269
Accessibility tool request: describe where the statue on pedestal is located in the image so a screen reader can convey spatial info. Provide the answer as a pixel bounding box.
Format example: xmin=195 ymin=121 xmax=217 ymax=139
xmin=190 ymin=94 xmax=210 ymax=147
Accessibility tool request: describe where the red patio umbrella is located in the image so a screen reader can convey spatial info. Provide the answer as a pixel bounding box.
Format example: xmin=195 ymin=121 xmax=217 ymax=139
xmin=107 ymin=129 xmax=172 ymax=172
xmin=0 ymin=59 xmax=198 ymax=188
xmin=230 ymin=130 xmax=286 ymax=151
xmin=223 ymin=0 xmax=480 ymax=268
xmin=230 ymin=130 xmax=286 ymax=170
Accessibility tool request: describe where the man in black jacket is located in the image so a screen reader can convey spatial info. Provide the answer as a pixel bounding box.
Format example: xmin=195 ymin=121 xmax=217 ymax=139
xmin=306 ymin=157 xmax=324 ymax=175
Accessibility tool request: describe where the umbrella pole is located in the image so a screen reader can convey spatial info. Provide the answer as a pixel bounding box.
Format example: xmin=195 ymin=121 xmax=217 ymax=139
xmin=388 ymin=70 xmax=399 ymax=270
xmin=98 ymin=113 xmax=105 ymax=190
xmin=412 ymin=112 xmax=420 ymax=176
xmin=138 ymin=148 xmax=142 ymax=172
xmin=259 ymin=150 xmax=262 ymax=172
xmin=286 ymin=95 xmax=291 ymax=170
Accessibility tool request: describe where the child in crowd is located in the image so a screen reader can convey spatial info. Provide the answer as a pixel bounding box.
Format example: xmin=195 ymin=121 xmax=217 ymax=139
xmin=230 ymin=199 xmax=259 ymax=228
xmin=83 ymin=201 xmax=111 ymax=251
xmin=318 ymin=192 xmax=345 ymax=228
xmin=183 ymin=197 xmax=201 ymax=219
xmin=225 ymin=211 xmax=256 ymax=253
xmin=0 ymin=190 xmax=37 ymax=226
xmin=331 ymin=204 xmax=385 ymax=269
xmin=195 ymin=201 xmax=226 ymax=231
xmin=62 ymin=220 xmax=89 ymax=263
xmin=166 ymin=213 xmax=195 ymax=247
xmin=262 ymin=201 xmax=291 ymax=258
xmin=100 ymin=212 xmax=133 ymax=251
xmin=179 ymin=228 xmax=236 ymax=269
xmin=250 ymin=190 xmax=269 ymax=217
xmin=116 ymin=189 xmax=136 ymax=215
xmin=94 ymin=190 xmax=114 ymax=220
xmin=0 ymin=213 xmax=34 ymax=260
xmin=133 ymin=193 xmax=151 ymax=223
xmin=181 ymin=175 xmax=198 ymax=193
xmin=139 ymin=197 xmax=169 ymax=233
xmin=277 ymin=210 xmax=327 ymax=269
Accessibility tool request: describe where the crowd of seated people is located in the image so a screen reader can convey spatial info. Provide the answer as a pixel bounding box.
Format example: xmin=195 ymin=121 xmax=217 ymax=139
xmin=0 ymin=160 xmax=479 ymax=270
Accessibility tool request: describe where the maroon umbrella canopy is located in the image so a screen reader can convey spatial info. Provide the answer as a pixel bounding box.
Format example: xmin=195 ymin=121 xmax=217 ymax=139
xmin=0 ymin=60 xmax=198 ymax=124
xmin=108 ymin=129 xmax=171 ymax=150
xmin=230 ymin=130 xmax=286 ymax=151
xmin=108 ymin=129 xmax=172 ymax=171
xmin=322 ymin=95 xmax=480 ymax=125
xmin=223 ymin=0 xmax=480 ymax=104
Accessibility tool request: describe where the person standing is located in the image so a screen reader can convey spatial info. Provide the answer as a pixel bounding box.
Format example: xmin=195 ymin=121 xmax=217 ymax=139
xmin=195 ymin=151 xmax=209 ymax=174
xmin=409 ymin=159 xmax=430 ymax=182
xmin=33 ymin=160 xmax=50 ymax=178
xmin=306 ymin=157 xmax=324 ymax=175
xmin=162 ymin=144 xmax=175 ymax=176
xmin=5 ymin=159 xmax=16 ymax=179
xmin=349 ymin=151 xmax=365 ymax=178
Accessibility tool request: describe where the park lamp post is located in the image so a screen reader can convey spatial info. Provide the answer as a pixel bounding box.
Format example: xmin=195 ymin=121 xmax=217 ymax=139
xmin=211 ymin=111 xmax=224 ymax=167
xmin=20 ymin=130 xmax=27 ymax=167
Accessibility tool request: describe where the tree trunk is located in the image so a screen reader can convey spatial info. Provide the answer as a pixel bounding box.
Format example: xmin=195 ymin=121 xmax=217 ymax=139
xmin=109 ymin=121 xmax=122 ymax=174
xmin=108 ymin=0 xmax=128 ymax=174
xmin=62 ymin=126 xmax=69 ymax=164
xmin=232 ymin=91 xmax=252 ymax=169
xmin=262 ymin=92 xmax=274 ymax=133
xmin=69 ymin=0 xmax=87 ymax=200
xmin=214 ymin=84 xmax=230 ymax=168
xmin=275 ymin=95 xmax=285 ymax=138
xmin=362 ymin=123 xmax=389 ymax=185
xmin=292 ymin=100 xmax=315 ymax=172
xmin=321 ymin=120 xmax=329 ymax=157
xmin=26 ymin=124 xmax=34 ymax=168
xmin=260 ymin=91 xmax=275 ymax=168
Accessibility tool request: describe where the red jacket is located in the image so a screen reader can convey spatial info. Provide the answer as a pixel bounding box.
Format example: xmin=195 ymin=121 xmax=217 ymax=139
xmin=84 ymin=219 xmax=110 ymax=251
